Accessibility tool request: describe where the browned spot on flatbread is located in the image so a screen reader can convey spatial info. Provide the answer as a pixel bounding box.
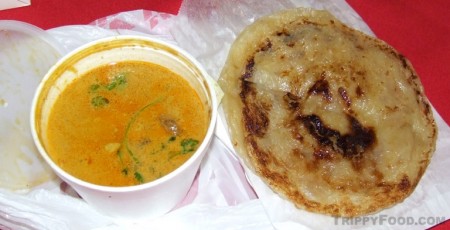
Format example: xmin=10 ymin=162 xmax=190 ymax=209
xmin=308 ymin=76 xmax=332 ymax=102
xmin=313 ymin=148 xmax=334 ymax=160
xmin=243 ymin=102 xmax=270 ymax=137
xmin=398 ymin=175 xmax=411 ymax=191
xmin=338 ymin=87 xmax=351 ymax=107
xmin=283 ymin=92 xmax=302 ymax=111
xmin=241 ymin=58 xmax=255 ymax=80
xmin=240 ymin=81 xmax=271 ymax=137
xmin=299 ymin=114 xmax=376 ymax=160
xmin=247 ymin=137 xmax=270 ymax=166
xmin=355 ymin=86 xmax=364 ymax=97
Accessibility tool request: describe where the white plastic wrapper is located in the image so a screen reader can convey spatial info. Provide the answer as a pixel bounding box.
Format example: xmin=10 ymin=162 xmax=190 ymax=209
xmin=1 ymin=0 xmax=449 ymax=229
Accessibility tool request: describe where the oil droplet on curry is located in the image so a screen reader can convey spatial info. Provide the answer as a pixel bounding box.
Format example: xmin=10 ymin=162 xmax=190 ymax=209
xmin=46 ymin=61 xmax=208 ymax=186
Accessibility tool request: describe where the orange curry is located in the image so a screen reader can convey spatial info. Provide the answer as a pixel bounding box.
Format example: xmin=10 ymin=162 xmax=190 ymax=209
xmin=46 ymin=61 xmax=208 ymax=186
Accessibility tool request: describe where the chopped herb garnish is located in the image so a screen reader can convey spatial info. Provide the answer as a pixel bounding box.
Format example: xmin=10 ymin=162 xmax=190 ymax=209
xmin=181 ymin=138 xmax=199 ymax=154
xmin=168 ymin=138 xmax=199 ymax=160
xmin=134 ymin=172 xmax=144 ymax=183
xmin=91 ymin=95 xmax=109 ymax=107
xmin=106 ymin=74 xmax=127 ymax=90
xmin=168 ymin=136 xmax=176 ymax=142
xmin=115 ymin=96 xmax=166 ymax=184
xmin=89 ymin=74 xmax=127 ymax=106
xmin=90 ymin=84 xmax=101 ymax=92
xmin=121 ymin=168 xmax=128 ymax=175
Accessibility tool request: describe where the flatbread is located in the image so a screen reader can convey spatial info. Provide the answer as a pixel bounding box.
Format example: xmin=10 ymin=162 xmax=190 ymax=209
xmin=218 ymin=8 xmax=437 ymax=217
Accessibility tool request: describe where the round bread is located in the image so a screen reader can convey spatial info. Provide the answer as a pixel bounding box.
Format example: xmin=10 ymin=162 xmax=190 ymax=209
xmin=218 ymin=8 xmax=437 ymax=217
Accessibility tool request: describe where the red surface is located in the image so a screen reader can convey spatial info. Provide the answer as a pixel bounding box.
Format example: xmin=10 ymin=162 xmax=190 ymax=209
xmin=0 ymin=0 xmax=449 ymax=228
xmin=346 ymin=0 xmax=450 ymax=126
xmin=0 ymin=0 xmax=182 ymax=29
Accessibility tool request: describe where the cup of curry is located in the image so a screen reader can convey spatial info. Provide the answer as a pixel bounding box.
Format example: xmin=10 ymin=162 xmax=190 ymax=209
xmin=30 ymin=35 xmax=218 ymax=220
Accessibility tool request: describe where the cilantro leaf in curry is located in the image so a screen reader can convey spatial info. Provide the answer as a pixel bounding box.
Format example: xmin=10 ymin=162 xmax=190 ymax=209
xmin=91 ymin=95 xmax=109 ymax=107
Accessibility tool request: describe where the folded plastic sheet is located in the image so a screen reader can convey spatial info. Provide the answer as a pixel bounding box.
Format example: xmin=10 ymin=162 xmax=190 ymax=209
xmin=0 ymin=0 xmax=30 ymax=11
